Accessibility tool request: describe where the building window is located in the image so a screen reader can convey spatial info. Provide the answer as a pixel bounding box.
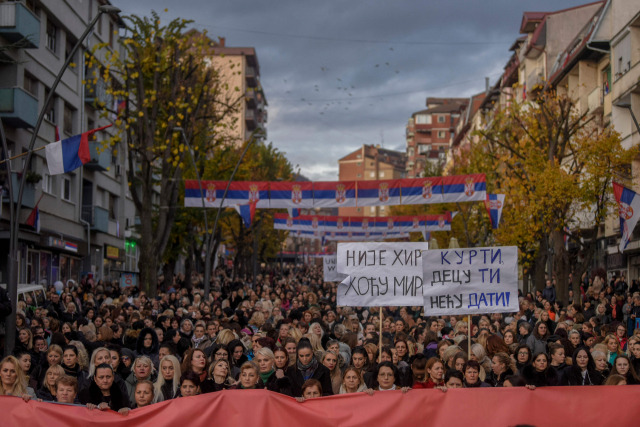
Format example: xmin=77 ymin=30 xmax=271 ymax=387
xmin=602 ymin=66 xmax=611 ymax=96
xmin=408 ymin=147 xmax=414 ymax=157
xmin=357 ymin=173 xmax=362 ymax=178
xmin=42 ymin=171 xmax=54 ymax=194
xmin=415 ymin=114 xmax=431 ymax=124
xmin=44 ymin=88 xmax=56 ymax=123
xmin=23 ymin=72 xmax=38 ymax=97
xmin=438 ymin=131 xmax=446 ymax=139
xmin=63 ymin=103 xmax=75 ymax=134
xmin=46 ymin=19 xmax=58 ymax=53
xmin=418 ymin=144 xmax=430 ymax=154
xmin=438 ymin=115 xmax=446 ymax=123
xmin=370 ymin=171 xmax=376 ymax=178
xmin=109 ymin=193 xmax=118 ymax=220
xmin=61 ymin=177 xmax=71 ymax=201
xmin=65 ymin=34 xmax=77 ymax=66
xmin=109 ymin=22 xmax=115 ymax=48
xmin=379 ymin=171 xmax=385 ymax=178
xmin=370 ymin=206 xmax=376 ymax=213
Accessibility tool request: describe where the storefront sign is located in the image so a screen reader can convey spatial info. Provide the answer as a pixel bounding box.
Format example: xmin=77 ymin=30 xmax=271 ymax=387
xmin=47 ymin=237 xmax=78 ymax=253
xmin=120 ymin=272 xmax=137 ymax=288
xmin=106 ymin=245 xmax=120 ymax=260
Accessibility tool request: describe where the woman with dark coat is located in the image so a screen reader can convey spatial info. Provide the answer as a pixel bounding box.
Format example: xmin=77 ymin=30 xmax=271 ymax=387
xmin=135 ymin=327 xmax=160 ymax=368
xmin=79 ymin=363 xmax=131 ymax=412
xmin=254 ymin=347 xmax=292 ymax=396
xmin=227 ymin=339 xmax=248 ymax=370
xmin=286 ymin=338 xmax=333 ymax=397
xmin=561 ymin=347 xmax=603 ymax=386
xmin=522 ymin=352 xmax=558 ymax=387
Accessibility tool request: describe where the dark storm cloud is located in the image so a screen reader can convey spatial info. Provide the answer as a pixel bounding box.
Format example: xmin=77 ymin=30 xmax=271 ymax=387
xmin=111 ymin=0 xmax=590 ymax=180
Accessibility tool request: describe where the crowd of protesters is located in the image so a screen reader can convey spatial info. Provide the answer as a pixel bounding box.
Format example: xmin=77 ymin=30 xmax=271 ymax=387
xmin=1 ymin=263 xmax=639 ymax=414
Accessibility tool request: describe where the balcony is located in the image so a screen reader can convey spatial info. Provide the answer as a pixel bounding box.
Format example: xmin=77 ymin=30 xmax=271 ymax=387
xmin=85 ymin=78 xmax=112 ymax=107
xmin=526 ymin=67 xmax=544 ymax=92
xmin=0 ymin=2 xmax=40 ymax=48
xmin=1 ymin=172 xmax=35 ymax=209
xmin=245 ymin=91 xmax=257 ymax=108
xmin=0 ymin=87 xmax=38 ymax=128
xmin=587 ymin=87 xmax=602 ymax=113
xmin=245 ymin=108 xmax=256 ymax=131
xmin=81 ymin=205 xmax=109 ymax=233
xmin=85 ymin=141 xmax=112 ymax=171
xmin=246 ymin=66 xmax=258 ymax=87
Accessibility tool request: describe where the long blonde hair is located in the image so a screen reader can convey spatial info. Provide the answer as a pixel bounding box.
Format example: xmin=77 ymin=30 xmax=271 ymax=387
xmin=154 ymin=355 xmax=181 ymax=402
xmin=0 ymin=356 xmax=29 ymax=396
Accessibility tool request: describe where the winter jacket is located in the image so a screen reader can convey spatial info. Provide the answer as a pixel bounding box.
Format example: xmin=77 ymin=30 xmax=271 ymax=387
xmin=525 ymin=335 xmax=548 ymax=355
xmin=522 ymin=365 xmax=558 ymax=387
xmin=135 ymin=327 xmax=160 ymax=368
xmin=261 ymin=370 xmax=293 ymax=396
xmin=286 ymin=362 xmax=334 ymax=397
xmin=79 ymin=378 xmax=131 ymax=410
xmin=486 ymin=368 xmax=514 ymax=387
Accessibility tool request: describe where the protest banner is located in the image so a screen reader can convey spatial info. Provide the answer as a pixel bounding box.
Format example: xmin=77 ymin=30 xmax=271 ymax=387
xmin=336 ymin=242 xmax=428 ymax=307
xmin=323 ymin=254 xmax=347 ymax=282
xmin=422 ymin=246 xmax=519 ymax=315
xmin=2 ymin=387 xmax=637 ymax=427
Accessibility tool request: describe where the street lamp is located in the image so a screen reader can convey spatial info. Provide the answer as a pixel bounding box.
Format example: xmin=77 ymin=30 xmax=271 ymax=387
xmin=1 ymin=5 xmax=120 ymax=356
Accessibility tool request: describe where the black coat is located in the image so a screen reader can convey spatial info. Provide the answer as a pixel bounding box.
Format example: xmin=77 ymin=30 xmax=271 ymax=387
xmin=522 ymin=365 xmax=558 ymax=387
xmin=286 ymin=363 xmax=333 ymax=397
xmin=486 ymin=368 xmax=515 ymax=387
xmin=560 ymin=367 xmax=603 ymax=386
xmin=262 ymin=371 xmax=293 ymax=396
xmin=79 ymin=379 xmax=131 ymax=411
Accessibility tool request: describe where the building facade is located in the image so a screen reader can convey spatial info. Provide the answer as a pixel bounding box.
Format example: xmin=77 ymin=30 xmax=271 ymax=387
xmin=338 ymin=144 xmax=406 ymax=217
xmin=0 ymin=0 xmax=138 ymax=287
xmin=405 ymin=97 xmax=467 ymax=178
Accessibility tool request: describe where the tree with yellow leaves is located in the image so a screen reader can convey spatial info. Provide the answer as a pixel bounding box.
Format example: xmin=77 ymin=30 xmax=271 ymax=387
xmin=476 ymin=91 xmax=636 ymax=302
xmin=87 ymin=11 xmax=244 ymax=296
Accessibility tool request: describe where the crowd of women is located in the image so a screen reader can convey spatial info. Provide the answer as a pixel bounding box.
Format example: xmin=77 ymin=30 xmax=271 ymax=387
xmin=1 ymin=264 xmax=639 ymax=414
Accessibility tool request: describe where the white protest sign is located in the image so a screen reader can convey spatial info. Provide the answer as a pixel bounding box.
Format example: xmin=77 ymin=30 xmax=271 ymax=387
xmin=323 ymin=255 xmax=347 ymax=282
xmin=336 ymin=242 xmax=428 ymax=307
xmin=422 ymin=246 xmax=519 ymax=315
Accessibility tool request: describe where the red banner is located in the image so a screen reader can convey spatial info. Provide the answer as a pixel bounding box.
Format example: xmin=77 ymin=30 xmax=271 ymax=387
xmin=2 ymin=386 xmax=639 ymax=426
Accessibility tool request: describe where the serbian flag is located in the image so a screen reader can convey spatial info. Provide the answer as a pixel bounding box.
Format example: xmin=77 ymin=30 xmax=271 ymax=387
xmin=185 ymin=181 xmax=269 ymax=208
xmin=426 ymin=213 xmax=452 ymax=231
xmin=270 ymin=182 xmax=313 ymax=208
xmin=287 ymin=208 xmax=301 ymax=218
xmin=613 ymin=182 xmax=640 ymax=252
xmin=25 ymin=203 xmax=41 ymax=233
xmin=394 ymin=215 xmax=426 ymax=232
xmin=442 ymin=174 xmax=486 ymax=203
xmin=313 ymin=181 xmax=356 ymax=207
xmin=45 ymin=125 xmax=112 ymax=175
xmin=357 ymin=180 xmax=401 ymax=206
xmin=323 ymin=215 xmax=348 ymax=232
xmin=484 ymin=193 xmax=505 ymax=229
xmin=273 ymin=213 xmax=300 ymax=230
xmin=399 ymin=177 xmax=443 ymax=205
xmin=234 ymin=202 xmax=257 ymax=228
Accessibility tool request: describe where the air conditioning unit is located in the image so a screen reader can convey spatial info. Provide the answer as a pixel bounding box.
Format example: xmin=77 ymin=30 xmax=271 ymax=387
xmin=115 ymin=165 xmax=122 ymax=176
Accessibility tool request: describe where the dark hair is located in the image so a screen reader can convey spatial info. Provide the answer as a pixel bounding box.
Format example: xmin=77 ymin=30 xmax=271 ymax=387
xmin=504 ymin=375 xmax=527 ymax=386
xmin=296 ymin=338 xmax=313 ymax=354
xmin=444 ymin=369 xmax=464 ymax=384
xmin=62 ymin=344 xmax=78 ymax=356
xmin=463 ymin=360 xmax=481 ymax=373
xmin=180 ymin=370 xmax=201 ymax=387
xmin=301 ymin=378 xmax=322 ymax=395
xmin=374 ymin=361 xmax=399 ymax=388
xmin=94 ymin=363 xmax=114 ymax=374
xmin=515 ymin=344 xmax=532 ymax=364
xmin=531 ymin=352 xmax=550 ymax=371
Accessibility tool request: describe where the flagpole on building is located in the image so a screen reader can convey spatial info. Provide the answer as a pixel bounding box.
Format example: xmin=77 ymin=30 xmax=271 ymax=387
xmin=2 ymin=5 xmax=121 ymax=356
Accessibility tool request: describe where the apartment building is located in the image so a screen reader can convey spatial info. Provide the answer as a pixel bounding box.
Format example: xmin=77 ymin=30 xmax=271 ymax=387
xmin=338 ymin=144 xmax=406 ymax=217
xmin=209 ymin=38 xmax=268 ymax=145
xmin=0 ymin=0 xmax=138 ymax=286
xmin=405 ymin=97 xmax=467 ymax=178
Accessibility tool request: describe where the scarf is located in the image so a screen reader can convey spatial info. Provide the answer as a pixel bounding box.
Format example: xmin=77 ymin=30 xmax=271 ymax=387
xmin=259 ymin=368 xmax=275 ymax=384
xmin=192 ymin=335 xmax=206 ymax=348
xmin=297 ymin=357 xmax=318 ymax=381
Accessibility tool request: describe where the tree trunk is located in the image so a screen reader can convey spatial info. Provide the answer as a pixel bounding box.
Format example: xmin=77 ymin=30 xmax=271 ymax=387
xmin=552 ymin=229 xmax=570 ymax=305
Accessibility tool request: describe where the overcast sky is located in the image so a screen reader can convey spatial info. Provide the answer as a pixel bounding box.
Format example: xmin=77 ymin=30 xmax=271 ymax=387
xmin=111 ymin=0 xmax=589 ymax=181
